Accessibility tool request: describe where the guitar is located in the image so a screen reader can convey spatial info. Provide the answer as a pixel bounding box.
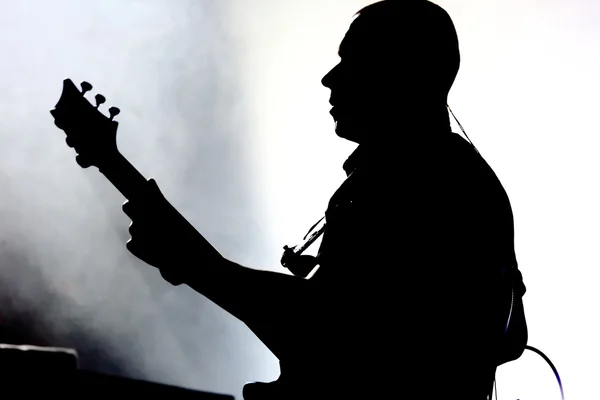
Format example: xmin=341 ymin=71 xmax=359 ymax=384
xmin=49 ymin=78 xmax=220 ymax=286
xmin=50 ymin=78 xmax=315 ymax=399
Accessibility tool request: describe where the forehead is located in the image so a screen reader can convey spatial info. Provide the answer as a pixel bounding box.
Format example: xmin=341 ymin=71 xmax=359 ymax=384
xmin=338 ymin=18 xmax=366 ymax=58
xmin=338 ymin=13 xmax=392 ymax=60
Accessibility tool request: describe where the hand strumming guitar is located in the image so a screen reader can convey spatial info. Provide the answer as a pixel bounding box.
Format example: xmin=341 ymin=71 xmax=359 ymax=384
xmin=281 ymin=246 xmax=318 ymax=278
xmin=122 ymin=178 xmax=224 ymax=285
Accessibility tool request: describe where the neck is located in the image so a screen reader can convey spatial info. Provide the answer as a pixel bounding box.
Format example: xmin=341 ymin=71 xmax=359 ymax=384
xmin=356 ymin=105 xmax=452 ymax=145
xmin=397 ymin=104 xmax=451 ymax=131
xmin=97 ymin=150 xmax=149 ymax=201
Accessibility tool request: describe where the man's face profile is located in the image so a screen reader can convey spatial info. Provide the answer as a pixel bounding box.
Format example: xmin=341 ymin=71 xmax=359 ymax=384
xmin=321 ymin=16 xmax=383 ymax=145
xmin=321 ymin=0 xmax=461 ymax=145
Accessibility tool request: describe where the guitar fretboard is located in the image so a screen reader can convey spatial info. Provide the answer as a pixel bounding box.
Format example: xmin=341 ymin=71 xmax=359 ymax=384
xmin=98 ymin=151 xmax=149 ymax=201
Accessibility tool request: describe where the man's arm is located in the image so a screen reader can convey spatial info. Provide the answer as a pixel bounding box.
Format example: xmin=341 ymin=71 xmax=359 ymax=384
xmin=185 ymin=259 xmax=315 ymax=361
xmin=123 ymin=179 xmax=319 ymax=360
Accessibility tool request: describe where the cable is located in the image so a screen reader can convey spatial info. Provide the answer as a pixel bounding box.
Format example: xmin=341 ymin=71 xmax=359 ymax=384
xmin=492 ymin=344 xmax=564 ymax=400
xmin=494 ymin=377 xmax=498 ymax=400
xmin=447 ymin=106 xmax=564 ymax=400
xmin=447 ymin=104 xmax=481 ymax=155
xmin=495 ymin=379 xmax=498 ymax=400
xmin=525 ymin=345 xmax=565 ymax=400
xmin=448 ymin=105 xmax=505 ymax=400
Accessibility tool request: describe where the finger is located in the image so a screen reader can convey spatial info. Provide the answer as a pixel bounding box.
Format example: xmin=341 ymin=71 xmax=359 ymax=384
xmin=126 ymin=239 xmax=182 ymax=285
xmin=123 ymin=190 xmax=159 ymax=220
xmin=160 ymin=268 xmax=184 ymax=286
xmin=65 ymin=132 xmax=83 ymax=148
xmin=145 ymin=178 xmax=160 ymax=194
xmin=53 ymin=116 xmax=65 ymax=130
xmin=139 ymin=178 xmax=166 ymax=203
xmin=127 ymin=221 xmax=154 ymax=244
xmin=126 ymin=239 xmax=152 ymax=265
xmin=126 ymin=238 xmax=139 ymax=258
xmin=129 ymin=223 xmax=153 ymax=240
xmin=122 ymin=200 xmax=143 ymax=220
xmin=76 ymin=155 xmax=92 ymax=169
xmin=126 ymin=238 xmax=138 ymax=255
xmin=127 ymin=220 xmax=137 ymax=237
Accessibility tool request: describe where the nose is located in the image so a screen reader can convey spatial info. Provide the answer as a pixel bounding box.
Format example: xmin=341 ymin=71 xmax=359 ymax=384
xmin=321 ymin=63 xmax=338 ymax=89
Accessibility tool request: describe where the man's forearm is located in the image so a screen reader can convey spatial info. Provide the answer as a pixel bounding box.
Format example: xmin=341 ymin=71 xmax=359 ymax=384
xmin=186 ymin=259 xmax=308 ymax=320
xmin=184 ymin=259 xmax=313 ymax=359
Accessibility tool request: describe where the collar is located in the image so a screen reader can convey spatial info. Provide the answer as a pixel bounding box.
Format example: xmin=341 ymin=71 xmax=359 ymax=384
xmin=341 ymin=123 xmax=455 ymax=176
xmin=342 ymin=146 xmax=365 ymax=176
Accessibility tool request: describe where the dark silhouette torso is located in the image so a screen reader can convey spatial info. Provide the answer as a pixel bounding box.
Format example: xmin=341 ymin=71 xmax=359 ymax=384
xmin=275 ymin=130 xmax=519 ymax=398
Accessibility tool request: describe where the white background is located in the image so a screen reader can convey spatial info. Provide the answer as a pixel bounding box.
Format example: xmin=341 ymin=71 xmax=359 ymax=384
xmin=0 ymin=1 xmax=597 ymax=399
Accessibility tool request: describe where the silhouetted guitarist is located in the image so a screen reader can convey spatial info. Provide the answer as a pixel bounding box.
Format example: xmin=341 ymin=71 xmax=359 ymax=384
xmin=53 ymin=1 xmax=528 ymax=399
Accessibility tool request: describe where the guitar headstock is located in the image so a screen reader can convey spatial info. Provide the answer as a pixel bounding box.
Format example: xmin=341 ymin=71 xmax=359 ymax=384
xmin=50 ymin=79 xmax=121 ymax=170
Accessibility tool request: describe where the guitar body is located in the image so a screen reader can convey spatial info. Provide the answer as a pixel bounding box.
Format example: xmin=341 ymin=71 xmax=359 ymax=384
xmin=243 ymin=375 xmax=289 ymax=400
xmin=242 ymin=362 xmax=327 ymax=400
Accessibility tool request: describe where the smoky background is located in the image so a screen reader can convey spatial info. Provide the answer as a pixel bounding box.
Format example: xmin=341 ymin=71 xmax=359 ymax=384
xmin=0 ymin=1 xmax=599 ymax=400
xmin=0 ymin=0 xmax=282 ymax=397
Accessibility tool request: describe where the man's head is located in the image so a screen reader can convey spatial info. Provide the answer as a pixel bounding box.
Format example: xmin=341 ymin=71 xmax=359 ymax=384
xmin=321 ymin=0 xmax=461 ymax=143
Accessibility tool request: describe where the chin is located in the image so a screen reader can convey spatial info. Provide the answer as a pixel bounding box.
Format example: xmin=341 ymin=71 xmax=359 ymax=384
xmin=334 ymin=120 xmax=361 ymax=144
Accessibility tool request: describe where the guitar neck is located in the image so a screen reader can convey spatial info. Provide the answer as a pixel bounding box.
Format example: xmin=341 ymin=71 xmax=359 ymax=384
xmin=98 ymin=151 xmax=149 ymax=201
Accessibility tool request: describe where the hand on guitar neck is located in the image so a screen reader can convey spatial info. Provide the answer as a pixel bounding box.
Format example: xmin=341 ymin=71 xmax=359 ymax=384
xmin=121 ymin=178 xmax=225 ymax=285
xmin=49 ymin=78 xmax=224 ymax=285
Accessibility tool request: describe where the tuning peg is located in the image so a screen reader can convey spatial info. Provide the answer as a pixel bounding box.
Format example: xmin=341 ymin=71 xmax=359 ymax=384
xmin=81 ymin=81 xmax=92 ymax=95
xmin=94 ymin=94 xmax=106 ymax=108
xmin=109 ymin=106 xmax=120 ymax=121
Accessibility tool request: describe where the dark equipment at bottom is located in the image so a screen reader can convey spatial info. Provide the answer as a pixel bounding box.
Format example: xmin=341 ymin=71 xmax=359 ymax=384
xmin=0 ymin=343 xmax=235 ymax=399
